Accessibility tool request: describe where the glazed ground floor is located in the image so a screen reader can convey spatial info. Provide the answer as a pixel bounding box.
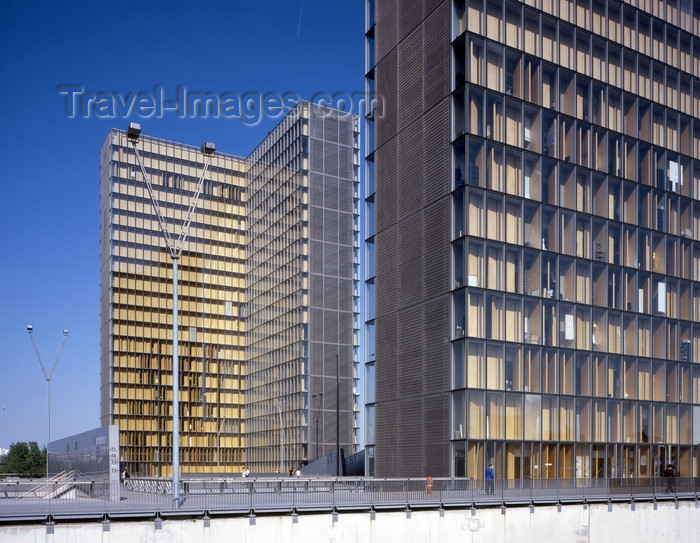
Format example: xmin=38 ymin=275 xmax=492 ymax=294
xmin=452 ymin=440 xmax=699 ymax=479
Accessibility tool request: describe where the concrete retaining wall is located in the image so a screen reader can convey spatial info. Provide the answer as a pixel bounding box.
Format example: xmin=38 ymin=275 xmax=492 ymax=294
xmin=2 ymin=501 xmax=698 ymax=542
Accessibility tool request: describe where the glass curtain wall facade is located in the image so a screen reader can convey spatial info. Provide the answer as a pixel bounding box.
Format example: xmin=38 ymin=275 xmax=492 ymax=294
xmin=370 ymin=0 xmax=700 ymax=479
xmin=245 ymin=102 xmax=361 ymax=473
xmin=100 ymin=130 xmax=247 ymax=477
xmin=451 ymin=0 xmax=700 ymax=480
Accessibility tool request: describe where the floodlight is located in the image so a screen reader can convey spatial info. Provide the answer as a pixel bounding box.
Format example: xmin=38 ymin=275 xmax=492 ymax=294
xmin=27 ymin=325 xmax=33 ymax=331
xmin=201 ymin=142 xmax=216 ymax=156
xmin=127 ymin=122 xmax=142 ymax=141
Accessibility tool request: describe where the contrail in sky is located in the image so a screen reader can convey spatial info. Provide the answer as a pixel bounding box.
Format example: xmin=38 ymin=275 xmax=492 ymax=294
xmin=297 ymin=0 xmax=304 ymax=37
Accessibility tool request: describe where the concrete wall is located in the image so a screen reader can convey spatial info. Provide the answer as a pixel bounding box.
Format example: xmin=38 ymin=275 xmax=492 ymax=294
xmin=2 ymin=501 xmax=698 ymax=543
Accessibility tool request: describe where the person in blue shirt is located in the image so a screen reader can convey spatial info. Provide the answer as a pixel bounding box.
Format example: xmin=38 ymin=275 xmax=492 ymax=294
xmin=485 ymin=463 xmax=495 ymax=495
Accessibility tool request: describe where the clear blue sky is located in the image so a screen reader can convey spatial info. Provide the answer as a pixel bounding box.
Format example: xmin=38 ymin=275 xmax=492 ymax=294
xmin=0 ymin=0 xmax=363 ymax=449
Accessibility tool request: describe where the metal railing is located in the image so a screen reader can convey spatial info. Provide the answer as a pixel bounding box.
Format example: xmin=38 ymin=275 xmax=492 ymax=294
xmin=1 ymin=476 xmax=697 ymax=522
xmin=16 ymin=471 xmax=75 ymax=500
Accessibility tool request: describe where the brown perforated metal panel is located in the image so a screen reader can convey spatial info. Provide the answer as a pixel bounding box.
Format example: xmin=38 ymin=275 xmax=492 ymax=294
xmin=374 ymin=0 xmax=452 ymax=477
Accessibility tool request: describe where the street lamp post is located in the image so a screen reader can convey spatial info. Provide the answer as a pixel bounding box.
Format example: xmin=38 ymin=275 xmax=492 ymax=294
xmin=216 ymin=418 xmax=226 ymax=472
xmin=312 ymin=393 xmax=323 ymax=460
xmin=127 ymin=123 xmax=215 ymax=508
xmin=0 ymin=406 xmax=6 ymax=434
xmin=336 ymin=352 xmax=340 ymax=477
xmin=27 ymin=326 xmax=69 ymax=477
xmin=274 ymin=401 xmax=285 ymax=474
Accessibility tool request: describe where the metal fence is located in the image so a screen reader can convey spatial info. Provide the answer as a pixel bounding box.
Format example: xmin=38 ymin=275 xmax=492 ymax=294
xmin=1 ymin=476 xmax=698 ymax=522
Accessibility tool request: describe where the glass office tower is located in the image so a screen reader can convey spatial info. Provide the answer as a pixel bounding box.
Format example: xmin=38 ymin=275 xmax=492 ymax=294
xmin=246 ymin=103 xmax=361 ymax=473
xmin=370 ymin=0 xmax=700 ymax=479
xmin=100 ymin=130 xmax=247 ymax=476
xmin=101 ymin=104 xmax=361 ymax=476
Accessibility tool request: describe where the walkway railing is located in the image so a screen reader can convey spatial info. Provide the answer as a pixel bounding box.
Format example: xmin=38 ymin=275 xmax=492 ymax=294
xmin=1 ymin=476 xmax=697 ymax=522
xmin=17 ymin=471 xmax=75 ymax=500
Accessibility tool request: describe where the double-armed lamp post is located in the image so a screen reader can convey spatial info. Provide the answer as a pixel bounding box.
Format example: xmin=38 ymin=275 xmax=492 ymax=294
xmin=27 ymin=326 xmax=69 ymax=477
xmin=127 ymin=123 xmax=215 ymax=508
